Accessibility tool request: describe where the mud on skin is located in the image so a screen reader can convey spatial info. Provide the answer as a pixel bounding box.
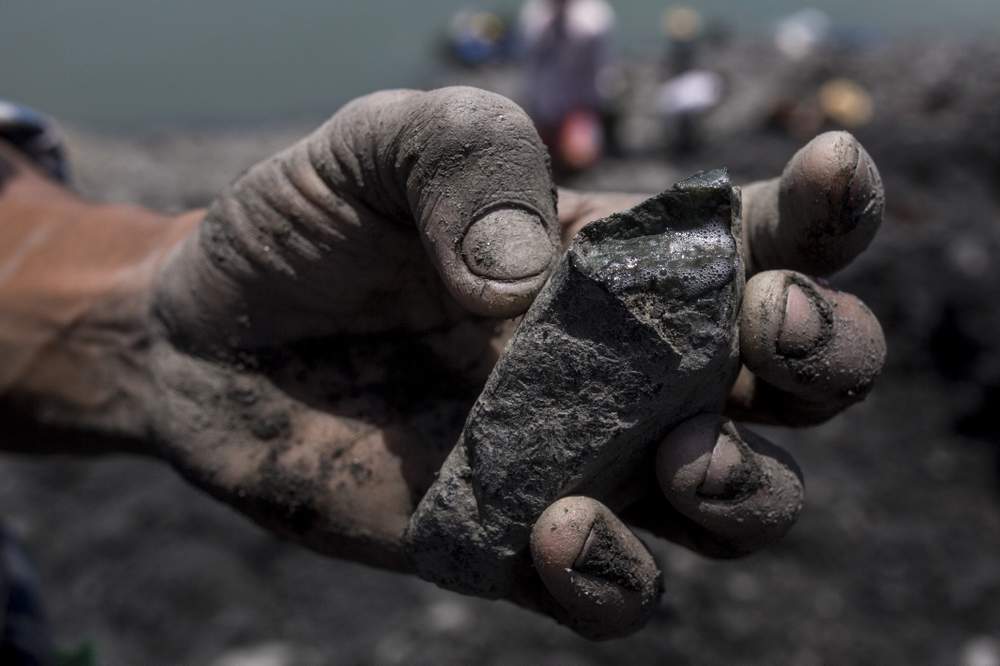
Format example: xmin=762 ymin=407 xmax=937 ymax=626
xmin=145 ymin=87 xmax=565 ymax=570
xmin=29 ymin=84 xmax=873 ymax=644
xmin=148 ymin=323 xmax=485 ymax=568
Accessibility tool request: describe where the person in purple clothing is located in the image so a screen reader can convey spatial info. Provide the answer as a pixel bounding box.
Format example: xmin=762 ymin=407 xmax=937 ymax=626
xmin=519 ymin=0 xmax=616 ymax=171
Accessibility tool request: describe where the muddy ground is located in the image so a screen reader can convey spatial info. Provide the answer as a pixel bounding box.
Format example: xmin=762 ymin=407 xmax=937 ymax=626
xmin=2 ymin=37 xmax=999 ymax=665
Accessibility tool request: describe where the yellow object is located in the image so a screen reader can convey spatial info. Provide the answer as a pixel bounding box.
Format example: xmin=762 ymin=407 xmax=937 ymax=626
xmin=662 ymin=6 xmax=703 ymax=42
xmin=473 ymin=12 xmax=505 ymax=42
xmin=819 ymin=78 xmax=875 ymax=128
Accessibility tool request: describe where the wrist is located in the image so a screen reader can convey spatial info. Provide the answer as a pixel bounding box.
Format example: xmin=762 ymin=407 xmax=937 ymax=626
xmin=0 ymin=159 xmax=202 ymax=454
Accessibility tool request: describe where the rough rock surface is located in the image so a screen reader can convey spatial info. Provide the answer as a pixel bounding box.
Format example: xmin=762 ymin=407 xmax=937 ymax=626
xmin=406 ymin=170 xmax=744 ymax=597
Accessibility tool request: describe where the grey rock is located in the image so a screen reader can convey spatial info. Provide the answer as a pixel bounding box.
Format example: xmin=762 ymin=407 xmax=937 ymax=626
xmin=405 ymin=170 xmax=744 ymax=597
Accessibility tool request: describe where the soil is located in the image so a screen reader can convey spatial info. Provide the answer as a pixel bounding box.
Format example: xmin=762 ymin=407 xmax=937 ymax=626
xmin=1 ymin=36 xmax=999 ymax=665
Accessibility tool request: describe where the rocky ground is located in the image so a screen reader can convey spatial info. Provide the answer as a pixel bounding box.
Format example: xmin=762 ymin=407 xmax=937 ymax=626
xmin=2 ymin=37 xmax=999 ymax=665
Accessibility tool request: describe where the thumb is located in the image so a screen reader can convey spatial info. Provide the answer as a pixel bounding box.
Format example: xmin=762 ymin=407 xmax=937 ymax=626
xmin=154 ymin=87 xmax=558 ymax=352
xmin=392 ymin=87 xmax=558 ymax=316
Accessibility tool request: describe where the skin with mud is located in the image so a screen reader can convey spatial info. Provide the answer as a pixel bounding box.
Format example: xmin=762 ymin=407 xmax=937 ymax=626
xmin=0 ymin=86 xmax=886 ymax=642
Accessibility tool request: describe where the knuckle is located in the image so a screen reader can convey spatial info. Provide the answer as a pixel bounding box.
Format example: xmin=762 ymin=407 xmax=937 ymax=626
xmin=422 ymin=87 xmax=541 ymax=160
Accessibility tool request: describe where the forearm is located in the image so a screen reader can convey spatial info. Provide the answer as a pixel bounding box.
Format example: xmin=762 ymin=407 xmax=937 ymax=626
xmin=0 ymin=143 xmax=199 ymax=455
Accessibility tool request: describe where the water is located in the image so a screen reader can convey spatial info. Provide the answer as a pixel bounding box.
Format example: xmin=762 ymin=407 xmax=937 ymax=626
xmin=1 ymin=0 xmax=997 ymax=130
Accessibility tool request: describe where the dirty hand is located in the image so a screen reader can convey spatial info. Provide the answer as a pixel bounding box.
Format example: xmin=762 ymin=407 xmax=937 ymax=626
xmin=0 ymin=87 xmax=886 ymax=640
xmin=151 ymin=86 xmax=885 ymax=638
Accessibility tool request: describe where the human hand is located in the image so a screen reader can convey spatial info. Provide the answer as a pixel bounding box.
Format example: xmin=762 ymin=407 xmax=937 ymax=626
xmin=149 ymin=88 xmax=885 ymax=638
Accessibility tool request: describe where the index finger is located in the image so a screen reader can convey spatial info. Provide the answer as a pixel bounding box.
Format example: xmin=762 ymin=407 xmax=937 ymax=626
xmin=741 ymin=131 xmax=884 ymax=276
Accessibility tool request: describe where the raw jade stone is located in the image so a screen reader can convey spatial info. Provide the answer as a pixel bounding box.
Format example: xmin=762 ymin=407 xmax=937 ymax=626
xmin=405 ymin=169 xmax=745 ymax=597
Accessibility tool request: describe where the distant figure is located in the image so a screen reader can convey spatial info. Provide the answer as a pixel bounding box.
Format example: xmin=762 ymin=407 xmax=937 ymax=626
xmin=445 ymin=8 xmax=513 ymax=68
xmin=519 ymin=0 xmax=615 ymax=172
xmin=657 ymin=5 xmax=723 ymax=156
xmin=662 ymin=4 xmax=702 ymax=76
xmin=773 ymin=8 xmax=832 ymax=61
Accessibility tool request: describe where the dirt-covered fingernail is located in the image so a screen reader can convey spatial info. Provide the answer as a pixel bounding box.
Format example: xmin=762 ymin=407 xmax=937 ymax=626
xmin=777 ymin=282 xmax=826 ymax=358
xmin=572 ymin=524 xmax=597 ymax=569
xmin=697 ymin=424 xmax=760 ymax=500
xmin=461 ymin=208 xmax=553 ymax=281
xmin=571 ymin=517 xmax=647 ymax=594
xmin=531 ymin=498 xmax=661 ymax=640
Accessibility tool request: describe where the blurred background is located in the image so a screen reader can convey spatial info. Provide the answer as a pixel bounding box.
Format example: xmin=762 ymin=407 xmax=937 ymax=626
xmin=2 ymin=1 xmax=1000 ymax=664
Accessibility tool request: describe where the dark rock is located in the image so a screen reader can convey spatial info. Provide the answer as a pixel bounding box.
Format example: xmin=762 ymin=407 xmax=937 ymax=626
xmin=405 ymin=169 xmax=745 ymax=597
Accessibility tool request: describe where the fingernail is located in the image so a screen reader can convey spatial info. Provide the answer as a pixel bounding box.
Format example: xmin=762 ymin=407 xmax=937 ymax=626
xmin=462 ymin=208 xmax=553 ymax=280
xmin=572 ymin=524 xmax=597 ymax=570
xmin=777 ymin=283 xmax=825 ymax=358
xmin=571 ymin=517 xmax=643 ymax=592
xmin=698 ymin=426 xmax=757 ymax=500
